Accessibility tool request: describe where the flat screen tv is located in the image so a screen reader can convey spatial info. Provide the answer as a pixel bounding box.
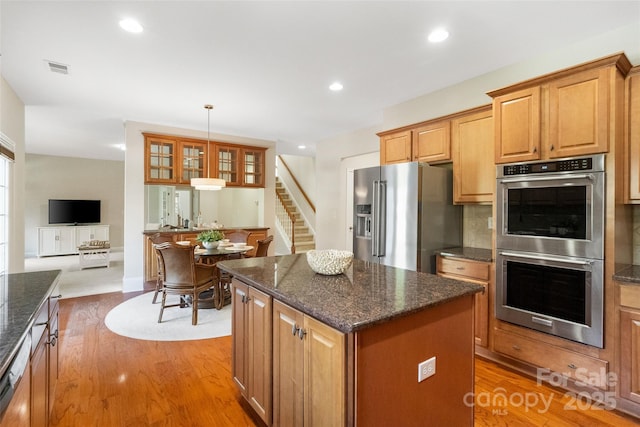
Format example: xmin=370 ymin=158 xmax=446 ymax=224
xmin=48 ymin=199 xmax=101 ymax=225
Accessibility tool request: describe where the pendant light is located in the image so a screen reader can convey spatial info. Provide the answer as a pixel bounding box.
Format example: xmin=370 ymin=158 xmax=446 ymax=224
xmin=191 ymin=104 xmax=226 ymax=191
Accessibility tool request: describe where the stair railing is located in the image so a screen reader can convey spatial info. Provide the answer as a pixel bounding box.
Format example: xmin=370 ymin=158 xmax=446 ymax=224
xmin=275 ymin=189 xmax=297 ymax=254
xmin=278 ymin=155 xmax=316 ymax=213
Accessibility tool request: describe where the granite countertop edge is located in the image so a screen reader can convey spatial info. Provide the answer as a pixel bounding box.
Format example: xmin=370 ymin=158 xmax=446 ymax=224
xmin=614 ymin=264 xmax=640 ymax=285
xmin=0 ymin=270 xmax=62 ymax=378
xmin=435 ymin=247 xmax=493 ymax=263
xmin=218 ymin=257 xmax=483 ymax=334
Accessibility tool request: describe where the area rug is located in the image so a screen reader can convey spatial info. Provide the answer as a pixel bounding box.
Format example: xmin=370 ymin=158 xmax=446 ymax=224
xmin=104 ymin=291 xmax=231 ymax=341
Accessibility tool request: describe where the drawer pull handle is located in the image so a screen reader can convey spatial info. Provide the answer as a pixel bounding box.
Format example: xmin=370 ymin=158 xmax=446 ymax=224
xmin=456 ymin=267 xmax=465 ymax=270
xmin=298 ymin=328 xmax=307 ymax=340
xmin=512 ymin=345 xmax=521 ymax=351
xmin=291 ymin=324 xmax=299 ymax=336
xmin=51 ymin=294 xmax=62 ymax=299
xmin=567 ymin=364 xmax=577 ymax=370
xmin=35 ymin=322 xmax=48 ymax=327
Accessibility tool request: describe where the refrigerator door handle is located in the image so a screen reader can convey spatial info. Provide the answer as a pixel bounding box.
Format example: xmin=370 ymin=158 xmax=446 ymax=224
xmin=376 ymin=181 xmax=386 ymax=257
xmin=372 ymin=181 xmax=379 ymax=256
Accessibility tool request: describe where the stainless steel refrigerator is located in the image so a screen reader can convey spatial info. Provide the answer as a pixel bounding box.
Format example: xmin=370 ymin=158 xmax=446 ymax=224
xmin=353 ymin=161 xmax=462 ymax=273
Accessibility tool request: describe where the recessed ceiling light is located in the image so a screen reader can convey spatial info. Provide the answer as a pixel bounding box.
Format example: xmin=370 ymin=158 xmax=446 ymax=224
xmin=119 ymin=18 xmax=143 ymax=34
xmin=329 ymin=82 xmax=343 ymax=91
xmin=428 ymin=28 xmax=449 ymax=43
xmin=298 ymin=145 xmax=306 ymax=150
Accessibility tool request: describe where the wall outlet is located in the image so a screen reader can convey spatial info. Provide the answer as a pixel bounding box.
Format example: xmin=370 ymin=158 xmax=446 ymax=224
xmin=487 ymin=217 xmax=493 ymax=230
xmin=418 ymin=356 xmax=436 ymax=382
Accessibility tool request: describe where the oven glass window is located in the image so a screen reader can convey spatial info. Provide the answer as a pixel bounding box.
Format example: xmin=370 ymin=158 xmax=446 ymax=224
xmin=506 ymin=261 xmax=587 ymax=325
xmin=507 ymin=186 xmax=587 ymax=239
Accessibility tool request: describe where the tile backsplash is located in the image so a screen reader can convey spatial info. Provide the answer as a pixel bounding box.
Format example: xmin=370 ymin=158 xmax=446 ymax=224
xmin=462 ymin=205 xmax=492 ymax=250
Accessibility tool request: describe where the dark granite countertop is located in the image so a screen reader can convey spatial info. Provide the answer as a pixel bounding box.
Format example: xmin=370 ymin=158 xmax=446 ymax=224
xmin=614 ymin=264 xmax=640 ymax=285
xmin=142 ymin=226 xmax=269 ymax=234
xmin=217 ymin=254 xmax=483 ymax=334
xmin=0 ymin=270 xmax=61 ymax=377
xmin=435 ymin=247 xmax=493 ymax=263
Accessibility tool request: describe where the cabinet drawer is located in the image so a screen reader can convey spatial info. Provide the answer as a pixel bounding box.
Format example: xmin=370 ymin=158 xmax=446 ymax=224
xmin=493 ymin=329 xmax=609 ymax=389
xmin=437 ymin=257 xmax=489 ymax=281
xmin=620 ymin=284 xmax=640 ymax=310
xmin=31 ymin=302 xmax=49 ymax=354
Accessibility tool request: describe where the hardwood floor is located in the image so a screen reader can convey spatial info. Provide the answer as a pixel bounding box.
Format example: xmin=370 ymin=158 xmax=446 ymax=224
xmin=51 ymin=292 xmax=640 ymax=426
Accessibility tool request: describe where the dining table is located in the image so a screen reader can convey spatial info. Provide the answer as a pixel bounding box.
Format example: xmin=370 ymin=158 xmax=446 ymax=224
xmin=194 ymin=244 xmax=253 ymax=309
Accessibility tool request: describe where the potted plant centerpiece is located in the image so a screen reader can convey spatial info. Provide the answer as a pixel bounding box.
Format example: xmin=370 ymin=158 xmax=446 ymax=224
xmin=196 ymin=230 xmax=225 ymax=249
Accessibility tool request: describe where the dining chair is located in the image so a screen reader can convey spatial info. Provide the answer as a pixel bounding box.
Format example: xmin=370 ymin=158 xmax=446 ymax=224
xmin=149 ymin=232 xmax=174 ymax=304
xmin=155 ymin=242 xmax=216 ymax=325
xmin=254 ymin=235 xmax=273 ymax=257
xmin=225 ymin=229 xmax=251 ymax=244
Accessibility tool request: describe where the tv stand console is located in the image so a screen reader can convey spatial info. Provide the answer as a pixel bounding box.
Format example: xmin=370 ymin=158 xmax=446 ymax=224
xmin=37 ymin=225 xmax=109 ymax=257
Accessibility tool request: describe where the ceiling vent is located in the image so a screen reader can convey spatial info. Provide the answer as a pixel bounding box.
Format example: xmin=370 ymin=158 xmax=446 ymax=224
xmin=47 ymin=61 xmax=69 ymax=74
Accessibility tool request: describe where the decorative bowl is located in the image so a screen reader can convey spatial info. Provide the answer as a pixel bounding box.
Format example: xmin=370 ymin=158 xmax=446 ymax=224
xmin=202 ymin=241 xmax=219 ymax=249
xmin=232 ymin=242 xmax=247 ymax=248
xmin=306 ymin=250 xmax=354 ymax=275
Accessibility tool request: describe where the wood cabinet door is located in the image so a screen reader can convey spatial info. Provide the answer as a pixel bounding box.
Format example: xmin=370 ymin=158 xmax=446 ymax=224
xmin=177 ymin=140 xmax=207 ymax=185
xmin=144 ymin=135 xmax=176 ymax=184
xmin=548 ymin=67 xmax=610 ymax=158
xmin=48 ymin=309 xmax=59 ymax=415
xmin=626 ymin=69 xmax=640 ymax=202
xmin=452 ymin=108 xmax=494 ymax=203
xmin=436 ymin=255 xmax=490 ymax=347
xmin=620 ymin=309 xmax=640 ymax=404
xmin=273 ymin=301 xmax=304 ymax=427
xmin=247 ymin=287 xmax=272 ymax=424
xmin=242 ymin=148 xmax=266 ymax=187
xmin=0 ymin=363 xmax=30 ymax=427
xmin=215 ymin=145 xmax=241 ymax=185
xmin=31 ymin=332 xmax=48 ymax=427
xmin=303 ymin=316 xmax=346 ymax=427
xmin=231 ymin=280 xmax=249 ymax=396
xmin=412 ymin=121 xmax=451 ymax=163
xmin=380 ymin=130 xmax=412 ymax=165
xmin=493 ymin=86 xmax=541 ymax=163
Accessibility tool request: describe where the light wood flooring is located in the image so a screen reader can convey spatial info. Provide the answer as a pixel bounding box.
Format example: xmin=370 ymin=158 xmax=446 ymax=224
xmin=51 ymin=291 xmax=640 ymax=426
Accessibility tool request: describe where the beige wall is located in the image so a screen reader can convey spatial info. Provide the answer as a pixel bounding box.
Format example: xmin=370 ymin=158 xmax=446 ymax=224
xmin=24 ymin=154 xmax=125 ymax=257
xmin=0 ymin=76 xmax=26 ymax=272
xmin=315 ymin=22 xmax=640 ymax=255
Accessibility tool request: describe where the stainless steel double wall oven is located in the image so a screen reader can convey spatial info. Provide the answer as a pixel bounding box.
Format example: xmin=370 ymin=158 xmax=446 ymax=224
xmin=495 ymin=155 xmax=605 ymax=348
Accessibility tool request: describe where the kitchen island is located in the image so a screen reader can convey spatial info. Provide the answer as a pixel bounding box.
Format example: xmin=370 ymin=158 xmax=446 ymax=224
xmin=217 ymin=254 xmax=483 ymax=426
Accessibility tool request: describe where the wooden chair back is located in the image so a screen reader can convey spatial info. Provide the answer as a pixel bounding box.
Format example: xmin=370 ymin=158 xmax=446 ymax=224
xmin=255 ymin=235 xmax=273 ymax=257
xmin=225 ymin=229 xmax=251 ymax=244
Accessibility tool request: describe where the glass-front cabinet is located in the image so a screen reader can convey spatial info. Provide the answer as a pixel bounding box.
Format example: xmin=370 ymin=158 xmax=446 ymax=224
xmin=144 ymin=132 xmax=266 ymax=188
xmin=215 ymin=145 xmax=240 ymax=185
xmin=179 ymin=140 xmax=207 ymax=185
xmin=243 ymin=148 xmax=265 ymax=187
xmin=145 ymin=135 xmax=176 ymax=183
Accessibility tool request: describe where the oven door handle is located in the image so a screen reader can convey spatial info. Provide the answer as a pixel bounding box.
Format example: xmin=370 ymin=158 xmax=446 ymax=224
xmin=498 ymin=251 xmax=593 ymax=266
xmin=498 ymin=173 xmax=595 ymax=184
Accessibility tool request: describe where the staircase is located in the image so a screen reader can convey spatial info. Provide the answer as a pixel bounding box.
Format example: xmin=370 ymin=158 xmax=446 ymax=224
xmin=275 ymin=177 xmax=315 ymax=253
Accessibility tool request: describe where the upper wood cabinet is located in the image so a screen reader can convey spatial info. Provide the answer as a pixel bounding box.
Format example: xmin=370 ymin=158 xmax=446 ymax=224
xmin=144 ymin=133 xmax=266 ymax=188
xmin=412 ymin=120 xmax=451 ymax=163
xmin=380 ymin=130 xmax=412 ymax=164
xmin=451 ymin=107 xmax=494 ymax=203
xmin=489 ymin=53 xmax=631 ymax=164
xmin=625 ymin=66 xmax=640 ymax=203
xmin=492 ymin=86 xmax=540 ymax=163
xmin=145 ymin=135 xmax=177 ymax=183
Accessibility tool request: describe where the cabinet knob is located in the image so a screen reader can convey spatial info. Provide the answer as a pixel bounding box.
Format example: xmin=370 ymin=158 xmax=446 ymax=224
xmin=533 ymin=147 xmax=537 ymax=153
xmin=567 ymin=364 xmax=577 ymax=370
xmin=550 ymin=144 xmax=554 ymax=151
xmin=512 ymin=345 xmax=521 ymax=351
xmin=291 ymin=324 xmax=299 ymax=336
xmin=298 ymin=328 xmax=307 ymax=340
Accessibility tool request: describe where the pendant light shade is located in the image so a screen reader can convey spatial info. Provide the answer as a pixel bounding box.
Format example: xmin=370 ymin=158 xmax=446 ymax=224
xmin=191 ymin=104 xmax=226 ymax=191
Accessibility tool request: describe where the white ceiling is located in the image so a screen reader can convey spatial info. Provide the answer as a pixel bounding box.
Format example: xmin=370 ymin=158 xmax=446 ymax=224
xmin=1 ymin=1 xmax=639 ymax=161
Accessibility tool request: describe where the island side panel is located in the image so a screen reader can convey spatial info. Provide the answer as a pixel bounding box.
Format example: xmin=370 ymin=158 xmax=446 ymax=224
xmin=354 ymin=295 xmax=475 ymax=426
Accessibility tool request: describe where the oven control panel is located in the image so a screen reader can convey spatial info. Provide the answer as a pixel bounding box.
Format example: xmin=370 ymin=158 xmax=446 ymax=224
xmin=502 ymin=157 xmax=593 ymax=176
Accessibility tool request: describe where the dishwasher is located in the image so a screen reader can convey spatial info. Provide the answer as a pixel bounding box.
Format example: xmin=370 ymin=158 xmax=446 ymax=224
xmin=0 ymin=332 xmax=32 ymax=421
